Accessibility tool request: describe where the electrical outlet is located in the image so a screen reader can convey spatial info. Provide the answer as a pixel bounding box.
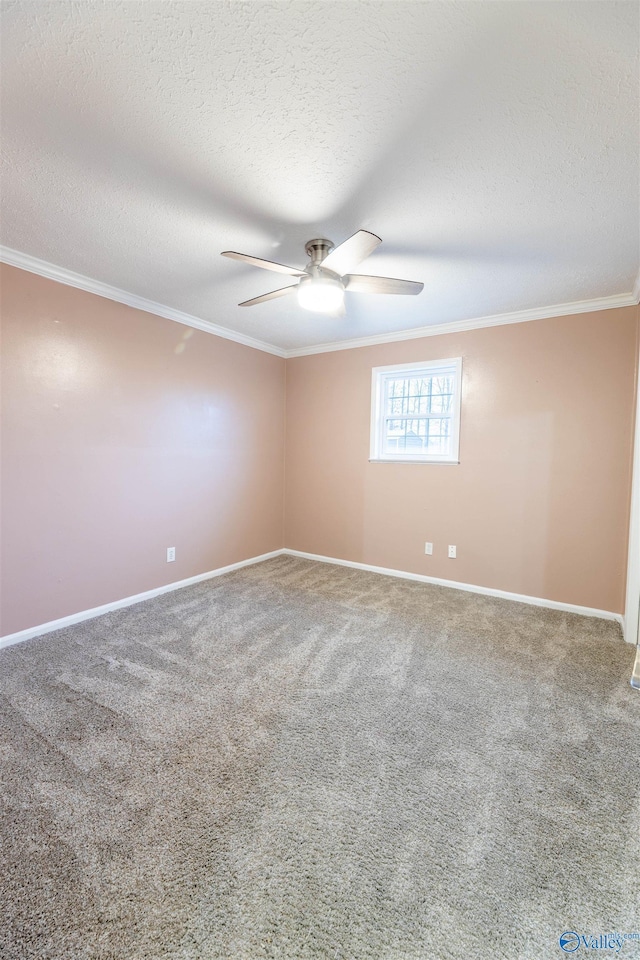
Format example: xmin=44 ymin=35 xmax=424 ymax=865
xmin=167 ymin=547 xmax=176 ymax=562
xmin=424 ymin=542 xmax=433 ymax=555
xmin=448 ymin=545 xmax=456 ymax=559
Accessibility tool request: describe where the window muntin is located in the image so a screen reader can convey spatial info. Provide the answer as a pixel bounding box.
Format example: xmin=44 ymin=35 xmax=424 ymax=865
xmin=370 ymin=358 xmax=462 ymax=463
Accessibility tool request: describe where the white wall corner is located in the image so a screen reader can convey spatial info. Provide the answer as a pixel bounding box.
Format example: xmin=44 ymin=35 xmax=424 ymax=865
xmin=623 ymin=332 xmax=640 ymax=653
xmin=632 ymin=645 xmax=640 ymax=689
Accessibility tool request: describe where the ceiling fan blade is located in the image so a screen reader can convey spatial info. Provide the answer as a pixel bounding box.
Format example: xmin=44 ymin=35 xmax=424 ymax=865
xmin=344 ymin=274 xmax=424 ymax=296
xmin=238 ymin=284 xmax=298 ymax=307
xmin=320 ymin=230 xmax=382 ymax=276
xmin=222 ymin=251 xmax=304 ymax=277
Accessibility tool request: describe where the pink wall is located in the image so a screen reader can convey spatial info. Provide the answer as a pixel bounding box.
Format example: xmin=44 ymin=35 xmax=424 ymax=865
xmin=2 ymin=264 xmax=637 ymax=635
xmin=285 ymin=307 xmax=639 ymax=613
xmin=1 ymin=264 xmax=285 ymax=636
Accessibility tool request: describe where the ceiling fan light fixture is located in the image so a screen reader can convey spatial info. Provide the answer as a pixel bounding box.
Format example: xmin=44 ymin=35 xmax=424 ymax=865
xmin=297 ymin=276 xmax=344 ymax=313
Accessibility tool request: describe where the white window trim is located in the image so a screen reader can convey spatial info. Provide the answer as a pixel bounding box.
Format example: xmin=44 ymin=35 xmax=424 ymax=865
xmin=370 ymin=357 xmax=462 ymax=464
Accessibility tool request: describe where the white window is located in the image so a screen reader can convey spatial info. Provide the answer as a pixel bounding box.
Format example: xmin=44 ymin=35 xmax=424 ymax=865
xmin=370 ymin=357 xmax=462 ymax=463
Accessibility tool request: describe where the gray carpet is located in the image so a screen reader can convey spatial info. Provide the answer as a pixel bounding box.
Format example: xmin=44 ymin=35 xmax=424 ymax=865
xmin=1 ymin=555 xmax=639 ymax=960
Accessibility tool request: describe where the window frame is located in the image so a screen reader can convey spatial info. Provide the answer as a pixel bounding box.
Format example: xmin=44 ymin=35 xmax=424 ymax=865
xmin=369 ymin=357 xmax=463 ymax=464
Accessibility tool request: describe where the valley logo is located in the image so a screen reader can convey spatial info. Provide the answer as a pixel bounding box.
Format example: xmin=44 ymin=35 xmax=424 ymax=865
xmin=559 ymin=931 xmax=640 ymax=953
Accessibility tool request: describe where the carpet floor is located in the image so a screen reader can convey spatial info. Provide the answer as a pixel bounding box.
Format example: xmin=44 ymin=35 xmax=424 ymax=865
xmin=1 ymin=556 xmax=639 ymax=960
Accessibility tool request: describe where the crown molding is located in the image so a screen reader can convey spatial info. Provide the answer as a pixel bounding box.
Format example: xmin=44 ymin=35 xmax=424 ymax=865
xmin=283 ymin=290 xmax=640 ymax=358
xmin=0 ymin=246 xmax=287 ymax=358
xmin=2 ymin=245 xmax=637 ymax=361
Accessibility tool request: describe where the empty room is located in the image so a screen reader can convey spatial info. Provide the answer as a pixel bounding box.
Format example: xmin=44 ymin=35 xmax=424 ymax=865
xmin=1 ymin=2 xmax=639 ymax=958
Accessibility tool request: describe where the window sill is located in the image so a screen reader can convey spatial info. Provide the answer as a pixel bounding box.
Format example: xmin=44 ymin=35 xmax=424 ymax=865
xmin=368 ymin=458 xmax=460 ymax=465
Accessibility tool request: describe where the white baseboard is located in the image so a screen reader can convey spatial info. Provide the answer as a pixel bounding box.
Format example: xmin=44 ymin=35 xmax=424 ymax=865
xmin=0 ymin=550 xmax=286 ymax=650
xmin=283 ymin=549 xmax=626 ymax=634
xmin=0 ymin=547 xmax=629 ymax=651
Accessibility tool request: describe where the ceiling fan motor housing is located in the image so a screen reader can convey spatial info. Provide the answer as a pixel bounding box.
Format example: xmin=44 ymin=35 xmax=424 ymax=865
xmin=304 ymin=238 xmax=334 ymax=266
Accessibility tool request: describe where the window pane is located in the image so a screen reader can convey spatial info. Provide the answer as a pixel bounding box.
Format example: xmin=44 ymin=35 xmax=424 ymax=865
xmin=383 ymin=416 xmax=451 ymax=455
xmin=429 ymin=377 xmax=453 ymax=413
xmin=384 ymin=375 xmax=454 ymax=417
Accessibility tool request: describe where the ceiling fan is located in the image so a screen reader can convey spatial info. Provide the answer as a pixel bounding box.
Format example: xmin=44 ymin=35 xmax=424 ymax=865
xmin=221 ymin=230 xmax=424 ymax=314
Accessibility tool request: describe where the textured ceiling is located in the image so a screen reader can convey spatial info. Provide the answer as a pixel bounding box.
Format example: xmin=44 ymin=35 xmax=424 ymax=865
xmin=1 ymin=1 xmax=638 ymax=351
